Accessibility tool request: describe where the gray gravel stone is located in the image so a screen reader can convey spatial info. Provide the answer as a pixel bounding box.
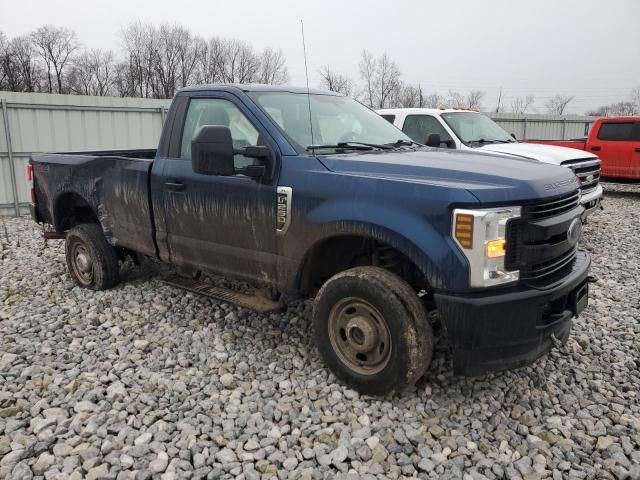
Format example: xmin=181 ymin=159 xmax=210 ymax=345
xmin=0 ymin=190 xmax=639 ymax=478
xmin=10 ymin=461 xmax=33 ymax=480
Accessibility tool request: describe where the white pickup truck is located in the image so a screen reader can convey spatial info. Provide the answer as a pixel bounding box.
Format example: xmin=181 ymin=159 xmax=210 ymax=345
xmin=378 ymin=108 xmax=603 ymax=217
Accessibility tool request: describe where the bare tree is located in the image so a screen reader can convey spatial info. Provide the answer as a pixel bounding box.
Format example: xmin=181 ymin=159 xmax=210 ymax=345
xmin=375 ymin=53 xmax=401 ymax=109
xmin=11 ymin=36 xmax=41 ymax=92
xmin=120 ymin=21 xmax=158 ymax=98
xmin=630 ymin=86 xmax=640 ymax=111
xmin=69 ymin=49 xmax=116 ymax=96
xmin=357 ymin=50 xmax=401 ymax=108
xmin=30 ymin=25 xmax=79 ymax=93
xmin=318 ymin=65 xmax=353 ymax=95
xmin=153 ymin=23 xmax=193 ymax=98
xmin=6 ymin=21 xmax=294 ymax=97
xmin=588 ymin=101 xmax=638 ymax=117
xmin=545 ymin=94 xmax=574 ymax=115
xmin=219 ymin=38 xmax=260 ymax=84
xmin=258 ymin=48 xmax=289 ymax=85
xmin=0 ymin=32 xmax=8 ymax=89
xmin=393 ymin=84 xmax=424 ymax=108
xmin=194 ymin=36 xmax=225 ymax=84
xmin=466 ymin=90 xmax=485 ymax=110
xmin=112 ymin=60 xmax=138 ymax=97
xmin=510 ymin=95 xmax=535 ymax=113
xmin=358 ymin=50 xmax=377 ymax=108
xmin=446 ymin=90 xmax=465 ymax=108
xmin=423 ymin=92 xmax=443 ymax=108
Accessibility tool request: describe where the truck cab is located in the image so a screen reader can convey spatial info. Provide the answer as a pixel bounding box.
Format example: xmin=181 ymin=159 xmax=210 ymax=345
xmin=378 ymin=107 xmax=603 ymax=217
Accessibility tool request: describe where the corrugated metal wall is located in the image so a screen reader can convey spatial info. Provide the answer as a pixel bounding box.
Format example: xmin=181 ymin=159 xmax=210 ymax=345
xmin=0 ymin=91 xmax=171 ymax=216
xmin=0 ymin=91 xmax=599 ymax=216
xmin=487 ymin=112 xmax=597 ymax=141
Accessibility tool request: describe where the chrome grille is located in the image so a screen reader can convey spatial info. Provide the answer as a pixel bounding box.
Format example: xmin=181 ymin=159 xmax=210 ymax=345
xmin=506 ymin=189 xmax=582 ymax=281
xmin=521 ymin=189 xmax=581 ymax=220
xmin=561 ymin=158 xmax=601 ymax=193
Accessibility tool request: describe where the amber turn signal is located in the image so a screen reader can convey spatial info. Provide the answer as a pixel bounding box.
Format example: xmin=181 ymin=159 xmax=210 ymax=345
xmin=454 ymin=214 xmax=474 ymax=249
xmin=485 ymin=239 xmax=506 ymax=258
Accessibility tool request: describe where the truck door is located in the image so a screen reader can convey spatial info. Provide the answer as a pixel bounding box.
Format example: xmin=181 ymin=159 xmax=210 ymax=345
xmin=591 ymin=121 xmax=635 ymax=178
xmin=632 ymin=122 xmax=640 ymax=179
xmin=154 ymin=94 xmax=278 ymax=284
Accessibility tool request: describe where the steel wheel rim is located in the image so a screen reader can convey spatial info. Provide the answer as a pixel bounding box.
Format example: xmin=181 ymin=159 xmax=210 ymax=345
xmin=328 ymin=297 xmax=392 ymax=375
xmin=70 ymin=241 xmax=94 ymax=286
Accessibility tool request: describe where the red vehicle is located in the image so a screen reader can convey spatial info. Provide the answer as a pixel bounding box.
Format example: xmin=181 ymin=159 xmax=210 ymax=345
xmin=529 ymin=117 xmax=640 ymax=180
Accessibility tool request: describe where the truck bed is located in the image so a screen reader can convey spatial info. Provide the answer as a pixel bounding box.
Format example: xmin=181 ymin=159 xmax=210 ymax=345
xmin=31 ymin=149 xmax=157 ymax=257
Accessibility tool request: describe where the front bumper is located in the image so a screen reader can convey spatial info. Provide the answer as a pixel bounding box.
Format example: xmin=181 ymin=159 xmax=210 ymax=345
xmin=581 ymin=184 xmax=603 ymax=218
xmin=434 ymin=251 xmax=591 ymax=376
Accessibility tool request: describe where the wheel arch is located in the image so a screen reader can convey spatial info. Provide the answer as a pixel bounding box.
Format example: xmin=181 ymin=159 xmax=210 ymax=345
xmin=53 ymin=191 xmax=101 ymax=233
xmin=292 ymin=221 xmax=447 ymax=295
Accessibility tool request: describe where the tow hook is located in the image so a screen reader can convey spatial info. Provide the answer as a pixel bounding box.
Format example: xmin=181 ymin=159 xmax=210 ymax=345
xmin=550 ymin=333 xmax=564 ymax=349
xmin=586 ymin=275 xmax=598 ymax=284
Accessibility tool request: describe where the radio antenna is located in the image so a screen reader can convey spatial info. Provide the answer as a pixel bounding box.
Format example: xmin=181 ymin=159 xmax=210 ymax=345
xmin=300 ymin=19 xmax=315 ymax=152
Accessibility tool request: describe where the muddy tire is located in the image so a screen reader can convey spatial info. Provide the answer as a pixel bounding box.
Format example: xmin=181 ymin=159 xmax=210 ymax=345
xmin=65 ymin=223 xmax=120 ymax=290
xmin=312 ymin=266 xmax=433 ymax=395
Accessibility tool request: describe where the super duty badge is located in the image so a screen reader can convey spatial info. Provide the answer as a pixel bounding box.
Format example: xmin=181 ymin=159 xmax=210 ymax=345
xmin=276 ymin=186 xmax=292 ymax=235
xmin=544 ymin=176 xmax=578 ymax=191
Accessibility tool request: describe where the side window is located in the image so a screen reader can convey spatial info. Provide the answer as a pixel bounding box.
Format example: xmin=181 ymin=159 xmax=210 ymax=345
xmin=631 ymin=122 xmax=640 ymax=141
xmin=380 ymin=114 xmax=396 ymax=124
xmin=180 ymin=98 xmax=262 ymax=169
xmin=402 ymin=115 xmax=452 ymax=145
xmin=597 ymin=122 xmax=633 ymax=141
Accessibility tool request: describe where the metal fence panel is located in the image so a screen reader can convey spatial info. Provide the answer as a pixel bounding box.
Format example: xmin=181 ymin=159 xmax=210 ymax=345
xmin=0 ymin=91 xmax=170 ymax=216
xmin=486 ymin=112 xmax=597 ymax=141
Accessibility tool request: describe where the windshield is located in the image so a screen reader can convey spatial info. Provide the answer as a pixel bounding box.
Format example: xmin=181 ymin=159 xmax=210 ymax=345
xmin=248 ymin=91 xmax=412 ymax=152
xmin=441 ymin=112 xmax=515 ymax=145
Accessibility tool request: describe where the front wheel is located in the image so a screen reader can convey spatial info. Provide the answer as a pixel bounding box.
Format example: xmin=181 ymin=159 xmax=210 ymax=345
xmin=65 ymin=223 xmax=120 ymax=290
xmin=312 ymin=266 xmax=433 ymax=395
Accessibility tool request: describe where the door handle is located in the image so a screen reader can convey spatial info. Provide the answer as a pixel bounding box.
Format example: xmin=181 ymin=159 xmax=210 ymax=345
xmin=165 ymin=181 xmax=185 ymax=192
xmin=635 ymin=147 xmax=640 ymax=153
xmin=590 ymin=146 xmax=601 ymax=151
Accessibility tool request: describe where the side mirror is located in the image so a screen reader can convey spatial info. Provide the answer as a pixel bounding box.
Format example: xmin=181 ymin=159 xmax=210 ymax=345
xmin=425 ymin=133 xmax=441 ymax=147
xmin=510 ymin=133 xmax=517 ymax=140
xmin=191 ymin=125 xmax=235 ymax=176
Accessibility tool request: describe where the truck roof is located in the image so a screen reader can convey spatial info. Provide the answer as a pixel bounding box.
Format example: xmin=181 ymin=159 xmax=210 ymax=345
xmin=377 ymin=107 xmax=480 ymax=115
xmin=178 ymin=83 xmax=342 ymax=96
xmin=593 ymin=116 xmax=640 ymax=122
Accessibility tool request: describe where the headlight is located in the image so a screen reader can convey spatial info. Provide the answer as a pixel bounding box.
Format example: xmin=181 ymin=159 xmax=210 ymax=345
xmin=452 ymin=206 xmax=521 ymax=287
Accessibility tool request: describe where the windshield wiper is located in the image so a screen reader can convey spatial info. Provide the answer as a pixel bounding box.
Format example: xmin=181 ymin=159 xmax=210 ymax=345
xmin=307 ymin=141 xmax=393 ymax=152
xmin=473 ymin=138 xmax=514 ymax=145
xmin=384 ymin=139 xmax=421 ymax=147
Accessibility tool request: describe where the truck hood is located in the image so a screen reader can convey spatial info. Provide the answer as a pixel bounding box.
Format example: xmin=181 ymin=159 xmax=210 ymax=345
xmin=318 ymin=148 xmax=580 ymax=204
xmin=477 ymin=142 xmax=597 ymax=165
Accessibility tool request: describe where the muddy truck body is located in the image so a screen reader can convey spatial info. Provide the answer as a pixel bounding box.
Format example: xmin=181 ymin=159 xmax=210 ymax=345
xmin=30 ymin=85 xmax=592 ymax=394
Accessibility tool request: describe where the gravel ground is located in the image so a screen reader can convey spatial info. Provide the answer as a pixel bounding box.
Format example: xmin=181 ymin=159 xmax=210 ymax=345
xmin=1 ymin=185 xmax=639 ymax=480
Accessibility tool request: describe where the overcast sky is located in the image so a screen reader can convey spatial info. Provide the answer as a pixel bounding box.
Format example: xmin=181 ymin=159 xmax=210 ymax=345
xmin=2 ymin=0 xmax=639 ymax=114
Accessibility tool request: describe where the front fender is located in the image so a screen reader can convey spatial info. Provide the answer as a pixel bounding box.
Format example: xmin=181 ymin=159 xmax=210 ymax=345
xmin=281 ymin=199 xmax=470 ymax=293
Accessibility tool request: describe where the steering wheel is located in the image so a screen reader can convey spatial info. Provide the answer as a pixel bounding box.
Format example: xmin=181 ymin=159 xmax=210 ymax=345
xmin=338 ymin=131 xmax=359 ymax=143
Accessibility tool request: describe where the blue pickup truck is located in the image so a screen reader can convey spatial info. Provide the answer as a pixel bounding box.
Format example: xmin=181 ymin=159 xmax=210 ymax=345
xmin=30 ymin=85 xmax=592 ymax=394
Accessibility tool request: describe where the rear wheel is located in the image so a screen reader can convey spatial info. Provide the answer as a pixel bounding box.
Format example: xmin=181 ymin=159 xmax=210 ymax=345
xmin=313 ymin=266 xmax=433 ymax=395
xmin=65 ymin=223 xmax=120 ymax=290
